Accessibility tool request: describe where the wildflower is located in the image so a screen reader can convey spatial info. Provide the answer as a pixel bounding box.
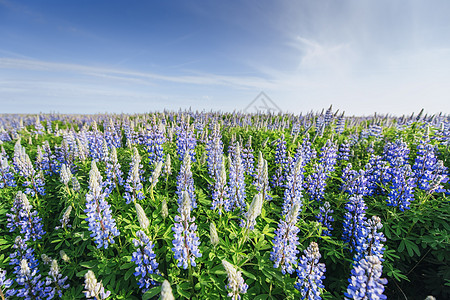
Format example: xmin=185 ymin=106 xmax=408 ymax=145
xmin=228 ymin=143 xmax=246 ymax=211
xmin=271 ymin=135 xmax=288 ymax=188
xmin=123 ymin=147 xmax=145 ymax=204
xmin=282 ymin=158 xmax=304 ymax=216
xmin=0 ymin=155 xmax=16 ymax=188
xmin=84 ymin=160 xmax=120 ymax=249
xmin=131 ymin=230 xmax=159 ymax=292
xmin=60 ymin=251 xmax=70 ymax=263
xmin=206 ymin=123 xmax=223 ymax=181
xmin=316 ymin=202 xmax=334 ymax=237
xmin=176 ymin=121 xmax=196 ymax=162
xmin=150 ymin=160 xmax=163 ymax=188
xmin=0 ymin=268 xmax=16 ymax=299
xmin=210 ymin=222 xmax=219 ymax=246
xmin=176 ymin=152 xmax=196 ymax=208
xmin=254 ymin=152 xmax=272 ymax=202
xmin=295 ymin=242 xmax=326 ymax=300
xmin=44 ymin=260 xmax=69 ymax=299
xmin=241 ymin=193 xmax=263 ymax=231
xmin=161 ymin=199 xmax=169 ymax=219
xmin=342 ymin=195 xmax=367 ymax=254
xmin=84 ymin=270 xmax=111 ymax=300
xmin=345 ymin=256 xmax=387 ymax=300
xmin=271 ymin=203 xmax=301 ymax=274
xmin=60 ymin=164 xmax=72 ymax=186
xmin=160 ymin=280 xmax=174 ymax=300
xmin=104 ymin=146 xmax=124 ymax=196
xmin=222 ymin=260 xmax=248 ymax=300
xmin=55 ymin=206 xmax=72 ymax=230
xmin=16 ymin=259 xmax=46 ymax=299
xmin=211 ymin=159 xmax=230 ymax=214
xmin=135 ymin=202 xmax=150 ymax=231
xmin=172 ymin=192 xmax=202 ymax=269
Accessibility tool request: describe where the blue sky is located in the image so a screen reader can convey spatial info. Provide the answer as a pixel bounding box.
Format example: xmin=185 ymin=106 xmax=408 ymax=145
xmin=1 ymin=0 xmax=450 ymax=115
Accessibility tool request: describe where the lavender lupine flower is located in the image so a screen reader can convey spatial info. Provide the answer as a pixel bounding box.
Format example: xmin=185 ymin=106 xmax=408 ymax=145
xmin=60 ymin=164 xmax=72 ymax=186
xmin=176 ymin=122 xmax=196 ymax=162
xmin=160 ymin=280 xmax=174 ymax=300
xmin=254 ymin=152 xmax=272 ymax=202
xmin=364 ymin=154 xmax=390 ymax=195
xmin=206 ymin=123 xmax=223 ymax=181
xmin=386 ymin=163 xmax=415 ymax=211
xmin=335 ymin=116 xmax=346 ymax=134
xmin=316 ymin=202 xmax=334 ymax=237
xmin=84 ymin=160 xmax=120 ymax=249
xmin=211 ymin=159 xmax=230 ymax=214
xmin=0 ymin=155 xmax=16 ymax=188
xmin=131 ymin=230 xmax=160 ymax=292
xmin=222 ymin=260 xmax=248 ymax=300
xmin=228 ymin=143 xmax=246 ymax=211
xmin=241 ymin=193 xmax=263 ymax=230
xmin=354 ymin=216 xmax=386 ymax=263
xmin=123 ymin=147 xmax=145 ymax=204
xmin=9 ymin=236 xmax=39 ymax=277
xmin=6 ymin=192 xmax=45 ymax=241
xmin=145 ymin=121 xmax=166 ymax=168
xmin=345 ymin=255 xmax=388 ymax=300
xmin=341 ymin=164 xmax=370 ymax=196
xmin=104 ymin=146 xmax=124 ymax=196
xmin=282 ymin=158 xmax=304 ymax=216
xmin=176 ymin=152 xmax=197 ymax=208
xmin=319 ymin=139 xmax=338 ymax=174
xmin=271 ymin=135 xmax=288 ymax=188
xmin=384 ymin=139 xmax=409 ymax=167
xmin=342 ymin=195 xmax=367 ymax=254
xmin=338 ymin=142 xmax=351 ymax=161
xmin=41 ymin=140 xmax=58 ymax=175
xmin=368 ymin=123 xmax=383 ymax=138
xmin=72 ymin=177 xmax=81 ymax=192
xmin=14 ymin=145 xmax=45 ymax=197
xmin=241 ymin=136 xmax=255 ymax=175
xmin=294 ymin=135 xmax=317 ymax=166
xmin=87 ymin=121 xmax=105 ymax=161
xmin=0 ymin=268 xmax=16 ymax=299
xmin=172 ymin=192 xmax=202 ymax=269
xmin=413 ymin=140 xmax=448 ymax=193
xmin=271 ymin=203 xmax=301 ymax=275
xmin=16 ymin=259 xmax=46 ymax=299
xmin=294 ymin=242 xmax=326 ymax=300
xmin=84 ymin=270 xmax=111 ymax=300
xmin=55 ymin=206 xmax=72 ymax=230
xmin=44 ymin=260 xmax=69 ymax=299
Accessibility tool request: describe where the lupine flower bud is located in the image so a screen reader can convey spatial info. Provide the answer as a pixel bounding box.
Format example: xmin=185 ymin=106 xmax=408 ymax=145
xmin=60 ymin=250 xmax=70 ymax=263
xmin=164 ymin=154 xmax=172 ymax=176
xmin=84 ymin=270 xmax=110 ymax=300
xmin=135 ymin=202 xmax=150 ymax=230
xmin=160 ymin=280 xmax=174 ymax=300
xmin=242 ymin=193 xmax=263 ymax=230
xmin=210 ymin=222 xmax=219 ymax=246
xmin=72 ymin=177 xmax=80 ymax=192
xmin=161 ymin=199 xmax=169 ymax=219
xmin=222 ymin=260 xmax=248 ymax=300
xmin=150 ymin=160 xmax=163 ymax=188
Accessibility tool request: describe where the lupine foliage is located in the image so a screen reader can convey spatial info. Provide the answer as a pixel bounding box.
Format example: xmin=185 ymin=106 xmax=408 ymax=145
xmin=0 ymin=110 xmax=449 ymax=299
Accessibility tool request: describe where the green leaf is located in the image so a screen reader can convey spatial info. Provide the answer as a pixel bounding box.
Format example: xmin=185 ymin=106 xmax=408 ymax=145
xmin=143 ymin=286 xmax=162 ymax=300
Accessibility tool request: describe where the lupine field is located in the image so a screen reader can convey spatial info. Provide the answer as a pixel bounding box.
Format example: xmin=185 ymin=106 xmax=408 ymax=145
xmin=0 ymin=108 xmax=449 ymax=300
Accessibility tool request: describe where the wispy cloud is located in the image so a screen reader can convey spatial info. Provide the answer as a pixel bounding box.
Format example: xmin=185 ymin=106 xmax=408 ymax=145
xmin=0 ymin=57 xmax=275 ymax=89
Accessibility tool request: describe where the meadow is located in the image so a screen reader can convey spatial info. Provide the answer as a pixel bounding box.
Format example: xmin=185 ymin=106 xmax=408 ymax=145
xmin=0 ymin=109 xmax=449 ymax=299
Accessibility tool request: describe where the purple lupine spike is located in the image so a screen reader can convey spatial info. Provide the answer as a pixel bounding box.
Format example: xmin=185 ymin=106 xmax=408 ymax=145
xmin=254 ymin=151 xmax=272 ymax=202
xmin=270 ymin=203 xmax=301 ymax=274
xmin=211 ymin=159 xmax=230 ymax=214
xmin=176 ymin=151 xmax=197 ymax=208
xmin=413 ymin=140 xmax=448 ymax=193
xmin=172 ymin=192 xmax=202 ymax=269
xmin=241 ymin=136 xmax=255 ymax=176
xmin=271 ymin=135 xmax=288 ymax=188
xmin=0 ymin=155 xmax=16 ymax=188
xmin=282 ymin=157 xmax=304 ymax=216
xmin=206 ymin=123 xmax=223 ymax=181
xmin=342 ymin=195 xmax=367 ymax=254
xmin=316 ymin=201 xmax=334 ymax=237
xmin=294 ymin=242 xmax=326 ymax=299
xmin=176 ymin=121 xmax=196 ymax=162
xmin=228 ymin=142 xmax=246 ymax=212
xmin=123 ymin=147 xmax=145 ymax=204
xmin=84 ymin=160 xmax=120 ymax=249
xmin=131 ymin=230 xmax=160 ymax=292
xmin=104 ymin=146 xmax=124 ymax=196
xmin=44 ymin=259 xmax=70 ymax=299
